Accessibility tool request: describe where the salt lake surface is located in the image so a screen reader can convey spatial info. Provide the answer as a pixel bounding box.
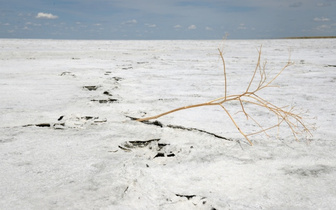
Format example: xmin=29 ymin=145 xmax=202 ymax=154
xmin=1 ymin=39 xmax=336 ymax=209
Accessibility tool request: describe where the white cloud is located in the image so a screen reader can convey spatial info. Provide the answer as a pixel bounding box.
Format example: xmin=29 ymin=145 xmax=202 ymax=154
xmin=123 ymin=19 xmax=137 ymax=24
xmin=316 ymin=24 xmax=331 ymax=31
xmin=205 ymin=26 xmax=213 ymax=31
xmin=289 ymin=2 xmax=303 ymax=7
xmin=36 ymin=12 xmax=58 ymax=19
xmin=188 ymin=25 xmax=196 ymax=30
xmin=145 ymin=23 xmax=156 ymax=28
xmin=174 ymin=25 xmax=182 ymax=29
xmin=314 ymin=17 xmax=330 ymax=22
xmin=317 ymin=2 xmax=331 ymax=7
xmin=238 ymin=23 xmax=247 ymax=30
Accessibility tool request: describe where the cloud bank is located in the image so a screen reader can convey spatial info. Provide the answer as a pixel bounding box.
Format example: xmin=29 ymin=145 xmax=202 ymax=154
xmin=0 ymin=0 xmax=334 ymax=39
xmin=314 ymin=17 xmax=330 ymax=22
xmin=36 ymin=13 xmax=58 ymax=19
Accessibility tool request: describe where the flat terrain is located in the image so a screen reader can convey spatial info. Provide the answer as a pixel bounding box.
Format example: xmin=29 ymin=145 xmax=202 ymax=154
xmin=1 ymin=39 xmax=336 ymax=209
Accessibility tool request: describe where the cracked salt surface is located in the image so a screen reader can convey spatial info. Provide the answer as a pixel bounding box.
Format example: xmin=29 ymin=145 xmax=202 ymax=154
xmin=1 ymin=39 xmax=336 ymax=209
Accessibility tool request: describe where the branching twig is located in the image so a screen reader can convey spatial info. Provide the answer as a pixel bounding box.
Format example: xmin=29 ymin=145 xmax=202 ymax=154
xmin=137 ymin=46 xmax=312 ymax=145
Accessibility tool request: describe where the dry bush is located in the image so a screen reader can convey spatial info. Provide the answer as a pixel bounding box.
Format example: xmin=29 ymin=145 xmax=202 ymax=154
xmin=137 ymin=46 xmax=312 ymax=145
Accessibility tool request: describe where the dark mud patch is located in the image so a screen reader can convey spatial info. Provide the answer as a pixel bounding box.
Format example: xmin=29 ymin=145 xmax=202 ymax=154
xmin=23 ymin=115 xmax=106 ymax=129
xmin=103 ymin=91 xmax=113 ymax=96
xmin=91 ymin=98 xmax=118 ymax=103
xmin=175 ymin=194 xmax=196 ymax=200
xmin=126 ymin=116 xmax=231 ymax=141
xmin=127 ymin=116 xmax=163 ymax=127
xmin=119 ymin=139 xmax=175 ymax=158
xmin=34 ymin=123 xmax=52 ymax=127
xmin=81 ymin=116 xmax=96 ymax=120
xmin=83 ymin=86 xmax=100 ymax=91
xmin=23 ymin=123 xmax=65 ymax=129
xmin=121 ymin=139 xmax=161 ymax=149
xmin=154 ymin=152 xmax=175 ymax=158
xmin=166 ymin=124 xmax=230 ymax=141
xmin=173 ymin=194 xmax=217 ymax=209
xmin=112 ymin=77 xmax=123 ymax=82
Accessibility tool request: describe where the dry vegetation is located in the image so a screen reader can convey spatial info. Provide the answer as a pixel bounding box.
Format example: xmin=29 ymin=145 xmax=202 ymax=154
xmin=137 ymin=46 xmax=313 ymax=145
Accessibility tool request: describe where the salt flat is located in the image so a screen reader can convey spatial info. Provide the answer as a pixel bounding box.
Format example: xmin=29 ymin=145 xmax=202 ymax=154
xmin=0 ymin=39 xmax=336 ymax=209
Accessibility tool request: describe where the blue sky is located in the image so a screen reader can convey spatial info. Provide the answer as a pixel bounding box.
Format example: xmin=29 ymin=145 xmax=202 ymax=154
xmin=1 ymin=0 xmax=335 ymax=40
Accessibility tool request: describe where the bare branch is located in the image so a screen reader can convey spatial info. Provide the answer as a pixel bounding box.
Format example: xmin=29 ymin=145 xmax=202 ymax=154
xmin=246 ymin=46 xmax=262 ymax=92
xmin=219 ymin=104 xmax=252 ymax=145
xmin=137 ymin=46 xmax=312 ymax=145
xmin=218 ymin=48 xmax=227 ymax=99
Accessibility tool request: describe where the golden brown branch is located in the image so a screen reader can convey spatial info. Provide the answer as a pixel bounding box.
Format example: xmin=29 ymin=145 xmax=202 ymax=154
xmin=137 ymin=46 xmax=312 ymax=145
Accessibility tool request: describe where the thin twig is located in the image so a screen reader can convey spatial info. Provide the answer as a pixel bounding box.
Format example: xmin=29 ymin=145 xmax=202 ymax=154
xmin=218 ymin=48 xmax=227 ymax=99
xmin=137 ymin=46 xmax=312 ymax=145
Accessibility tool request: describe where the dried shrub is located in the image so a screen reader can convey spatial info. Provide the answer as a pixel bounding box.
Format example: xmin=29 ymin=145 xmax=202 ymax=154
xmin=137 ymin=46 xmax=312 ymax=145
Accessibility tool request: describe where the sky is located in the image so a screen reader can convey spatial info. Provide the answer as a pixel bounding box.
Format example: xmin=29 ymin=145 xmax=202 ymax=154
xmin=1 ymin=0 xmax=335 ymax=40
